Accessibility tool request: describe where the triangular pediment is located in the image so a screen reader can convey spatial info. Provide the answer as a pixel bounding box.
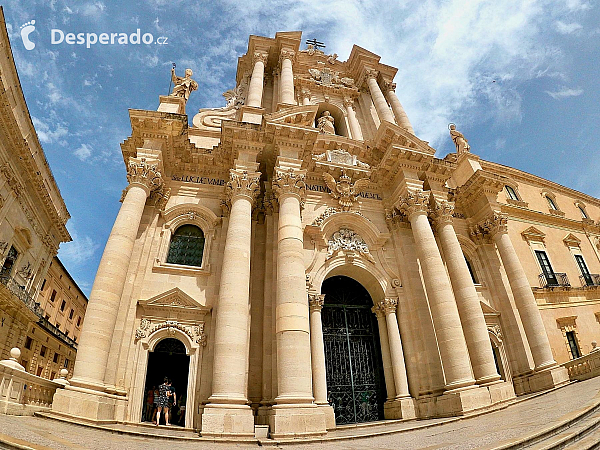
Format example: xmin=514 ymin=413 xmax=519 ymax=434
xmin=521 ymin=226 xmax=545 ymax=243
xmin=563 ymin=233 xmax=581 ymax=247
xmin=481 ymin=301 xmax=500 ymax=316
xmin=139 ymin=287 xmax=206 ymax=310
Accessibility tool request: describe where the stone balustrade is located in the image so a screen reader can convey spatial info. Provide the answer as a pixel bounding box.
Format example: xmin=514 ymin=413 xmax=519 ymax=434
xmin=563 ymin=350 xmax=600 ymax=382
xmin=0 ymin=348 xmax=66 ymax=415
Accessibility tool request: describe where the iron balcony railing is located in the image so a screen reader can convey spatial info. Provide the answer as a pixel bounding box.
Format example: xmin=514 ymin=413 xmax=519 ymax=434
xmin=0 ymin=274 xmax=77 ymax=349
xmin=538 ymin=272 xmax=571 ymax=288
xmin=579 ymin=273 xmax=600 ymax=287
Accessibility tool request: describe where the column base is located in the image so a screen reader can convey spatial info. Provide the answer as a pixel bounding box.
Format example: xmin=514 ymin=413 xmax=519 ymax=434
xmin=317 ymin=403 xmax=336 ymax=430
xmin=237 ymin=105 xmax=265 ymax=124
xmin=51 ymin=385 xmax=126 ymax=423
xmin=256 ymin=404 xmax=273 ymax=425
xmin=268 ymin=403 xmax=327 ymax=439
xmin=435 ymin=386 xmax=491 ymax=417
xmin=487 ymin=380 xmax=516 ymax=404
xmin=200 ymin=404 xmax=255 ymax=438
xmin=514 ymin=366 xmax=569 ymax=395
xmin=384 ymin=397 xmax=417 ymax=420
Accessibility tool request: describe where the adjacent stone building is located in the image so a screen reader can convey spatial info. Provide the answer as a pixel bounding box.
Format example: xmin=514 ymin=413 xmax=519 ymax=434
xmin=52 ymin=31 xmax=599 ymax=439
xmin=0 ymin=8 xmax=73 ymax=369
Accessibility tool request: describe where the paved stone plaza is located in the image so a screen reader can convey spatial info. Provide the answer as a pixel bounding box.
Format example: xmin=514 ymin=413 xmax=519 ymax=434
xmin=0 ymin=377 xmax=598 ymax=449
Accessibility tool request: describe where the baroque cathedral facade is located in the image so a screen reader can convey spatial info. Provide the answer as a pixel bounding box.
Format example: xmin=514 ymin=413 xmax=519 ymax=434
xmin=52 ymin=31 xmax=600 ymax=438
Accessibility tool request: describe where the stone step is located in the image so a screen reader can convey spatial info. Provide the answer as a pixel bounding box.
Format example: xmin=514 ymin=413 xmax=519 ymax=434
xmin=527 ymin=410 xmax=600 ymax=449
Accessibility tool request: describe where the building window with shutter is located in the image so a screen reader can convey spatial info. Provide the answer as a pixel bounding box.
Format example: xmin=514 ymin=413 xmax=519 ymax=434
xmin=166 ymin=224 xmax=205 ymax=267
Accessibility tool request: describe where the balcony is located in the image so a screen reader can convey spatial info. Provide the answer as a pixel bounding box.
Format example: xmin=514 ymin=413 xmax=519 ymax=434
xmin=538 ymin=272 xmax=571 ymax=288
xmin=579 ymin=273 xmax=600 ymax=287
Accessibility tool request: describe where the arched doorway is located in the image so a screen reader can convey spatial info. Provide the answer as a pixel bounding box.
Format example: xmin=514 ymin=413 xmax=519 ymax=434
xmin=142 ymin=338 xmax=190 ymax=425
xmin=321 ymin=275 xmax=386 ymax=424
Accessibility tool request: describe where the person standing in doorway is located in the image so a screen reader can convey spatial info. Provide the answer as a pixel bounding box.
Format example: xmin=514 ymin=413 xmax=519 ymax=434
xmin=145 ymin=386 xmax=155 ymax=422
xmin=155 ymin=377 xmax=170 ymax=426
xmin=167 ymin=379 xmax=176 ymax=426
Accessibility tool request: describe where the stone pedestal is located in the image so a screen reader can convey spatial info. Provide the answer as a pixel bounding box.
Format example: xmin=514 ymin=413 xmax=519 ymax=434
xmin=157 ymin=95 xmax=186 ymax=114
xmin=268 ymin=404 xmax=327 ymax=439
xmin=51 ymin=386 xmax=127 ymax=423
xmin=200 ymin=404 xmax=255 ymax=438
xmin=487 ymin=380 xmax=516 ymax=404
xmin=384 ymin=397 xmax=417 ymax=420
xmin=435 ymin=386 xmax=491 ymax=417
xmin=237 ymin=105 xmax=265 ymax=125
xmin=525 ymin=366 xmax=569 ymax=393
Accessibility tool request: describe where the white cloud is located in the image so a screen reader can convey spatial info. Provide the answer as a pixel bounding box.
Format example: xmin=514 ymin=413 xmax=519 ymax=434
xmin=545 ymin=87 xmax=584 ymax=99
xmin=31 ymin=116 xmax=68 ymax=144
xmin=555 ymin=21 xmax=583 ymax=34
xmin=80 ymin=2 xmax=107 ymax=17
xmin=58 ymin=224 xmax=100 ymax=266
xmin=74 ymin=143 xmax=93 ymax=161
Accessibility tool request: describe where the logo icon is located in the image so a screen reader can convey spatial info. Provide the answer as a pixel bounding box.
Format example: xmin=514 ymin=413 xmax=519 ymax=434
xmin=20 ymin=20 xmax=36 ymax=50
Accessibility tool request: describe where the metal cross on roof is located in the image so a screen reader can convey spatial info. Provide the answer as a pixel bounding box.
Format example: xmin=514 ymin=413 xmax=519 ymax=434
xmin=306 ymin=38 xmax=326 ymax=50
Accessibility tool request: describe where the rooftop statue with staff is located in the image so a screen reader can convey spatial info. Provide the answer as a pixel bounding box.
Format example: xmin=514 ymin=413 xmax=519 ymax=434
xmin=170 ymin=67 xmax=198 ymax=102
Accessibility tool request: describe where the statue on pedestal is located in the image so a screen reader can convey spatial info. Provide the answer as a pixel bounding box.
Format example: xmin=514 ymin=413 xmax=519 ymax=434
xmin=317 ymin=111 xmax=335 ymax=135
xmin=449 ymin=123 xmax=470 ymax=154
xmin=170 ymin=68 xmax=198 ymax=102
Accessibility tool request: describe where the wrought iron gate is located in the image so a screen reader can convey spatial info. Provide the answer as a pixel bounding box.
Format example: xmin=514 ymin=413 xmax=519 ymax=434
xmin=321 ymin=276 xmax=386 ymax=425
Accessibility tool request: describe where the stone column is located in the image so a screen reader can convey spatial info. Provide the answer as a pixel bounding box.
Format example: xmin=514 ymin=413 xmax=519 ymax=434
xmin=202 ymin=169 xmax=260 ymax=436
xmin=272 ymin=167 xmax=312 ymax=403
xmin=485 ymin=214 xmax=557 ymax=371
xmin=271 ymin=70 xmax=280 ymax=112
xmin=365 ymin=70 xmax=395 ymax=124
xmin=279 ymin=50 xmax=296 ymax=106
xmin=301 ymin=88 xmax=311 ymax=106
xmin=344 ymin=97 xmax=363 ymax=140
xmin=398 ymin=191 xmax=476 ymax=391
xmin=384 ymin=82 xmax=415 ymax=134
xmin=308 ymin=294 xmax=327 ymax=405
xmin=71 ymin=157 xmax=161 ymax=390
xmin=432 ymin=200 xmax=501 ymax=385
xmin=380 ymin=298 xmax=411 ymax=398
xmin=246 ymin=52 xmax=268 ymax=108
xmin=372 ymin=304 xmax=396 ymax=400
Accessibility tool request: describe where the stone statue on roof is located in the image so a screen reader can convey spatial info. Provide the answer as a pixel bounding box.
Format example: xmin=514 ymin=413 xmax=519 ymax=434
xmin=170 ymin=68 xmax=198 ymax=102
xmin=449 ymin=123 xmax=470 ymax=154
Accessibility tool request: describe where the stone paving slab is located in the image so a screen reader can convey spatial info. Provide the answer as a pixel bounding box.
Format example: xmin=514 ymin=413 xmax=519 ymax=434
xmin=0 ymin=377 xmax=599 ymax=449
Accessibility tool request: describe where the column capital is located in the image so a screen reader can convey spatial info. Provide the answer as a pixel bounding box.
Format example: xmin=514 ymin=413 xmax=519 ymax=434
xmin=471 ymin=212 xmax=508 ymax=239
xmin=226 ymin=169 xmax=261 ymax=205
xmin=343 ymin=96 xmax=355 ymax=109
xmin=383 ymin=81 xmax=396 ymax=92
xmin=308 ymin=293 xmax=325 ymax=311
xmin=430 ymin=199 xmax=455 ymax=228
xmin=380 ymin=297 xmax=398 ymax=314
xmin=126 ymin=157 xmax=163 ymax=193
xmin=272 ymin=167 xmax=306 ymax=201
xmin=365 ymin=68 xmax=379 ymax=80
xmin=279 ymin=49 xmax=296 ymax=66
xmin=253 ymin=52 xmax=268 ymax=65
xmin=397 ymin=190 xmax=430 ymax=219
xmin=371 ymin=303 xmax=385 ymax=319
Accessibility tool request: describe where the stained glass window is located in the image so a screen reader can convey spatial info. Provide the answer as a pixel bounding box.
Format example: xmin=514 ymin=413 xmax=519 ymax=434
xmin=166 ymin=225 xmax=205 ymax=267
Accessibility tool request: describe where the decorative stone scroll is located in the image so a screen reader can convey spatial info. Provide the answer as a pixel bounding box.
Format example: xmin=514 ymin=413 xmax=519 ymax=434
xmin=307 ymin=68 xmax=354 ymax=87
xmin=326 ymin=228 xmax=375 ymax=263
xmin=487 ymin=324 xmax=503 ymax=342
xmin=17 ymin=262 xmax=33 ymax=280
xmin=127 ymin=157 xmax=163 ymax=192
xmin=135 ymin=318 xmax=207 ymax=346
xmin=311 ymin=207 xmax=366 ymax=227
xmin=313 ymin=149 xmax=370 ymax=169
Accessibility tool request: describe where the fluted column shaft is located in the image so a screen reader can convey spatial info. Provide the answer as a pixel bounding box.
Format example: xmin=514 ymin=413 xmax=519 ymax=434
xmin=399 ymin=191 xmax=476 ymax=390
xmin=209 ymin=170 xmax=260 ymax=403
xmin=366 ymin=71 xmax=395 ymax=124
xmin=279 ymin=51 xmax=295 ymax=106
xmin=488 ymin=216 xmax=557 ymax=371
xmin=372 ymin=305 xmax=396 ymax=400
xmin=309 ymin=295 xmax=328 ymax=404
xmin=344 ymin=98 xmax=363 ymax=140
xmin=273 ymin=168 xmax=313 ymax=403
xmin=72 ymin=158 xmax=161 ymax=389
xmin=385 ymin=84 xmax=415 ymax=134
xmin=381 ymin=299 xmax=410 ymax=398
xmin=247 ymin=53 xmax=267 ymax=108
xmin=433 ymin=202 xmax=501 ymax=385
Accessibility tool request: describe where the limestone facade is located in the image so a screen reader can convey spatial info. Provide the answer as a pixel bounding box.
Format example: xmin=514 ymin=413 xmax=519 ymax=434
xmin=52 ymin=31 xmax=598 ymax=438
xmin=0 ymin=9 xmax=74 ymax=379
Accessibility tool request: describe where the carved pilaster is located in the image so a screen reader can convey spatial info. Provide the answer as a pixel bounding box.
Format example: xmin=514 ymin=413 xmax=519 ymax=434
xmin=225 ymin=169 xmax=261 ymax=205
xmin=397 ymin=190 xmax=430 ymax=219
xmin=126 ymin=157 xmax=163 ymax=192
xmin=308 ymin=294 xmax=325 ymax=312
xmin=430 ymin=199 xmax=455 ymax=229
xmin=380 ymin=297 xmax=398 ymax=314
xmin=272 ymin=167 xmax=306 ymax=201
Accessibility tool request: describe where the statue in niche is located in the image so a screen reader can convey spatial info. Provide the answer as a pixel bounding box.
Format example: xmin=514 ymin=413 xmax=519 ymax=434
xmin=317 ymin=111 xmax=336 ymax=135
xmin=170 ymin=68 xmax=198 ymax=102
xmin=449 ymin=123 xmax=471 ymax=154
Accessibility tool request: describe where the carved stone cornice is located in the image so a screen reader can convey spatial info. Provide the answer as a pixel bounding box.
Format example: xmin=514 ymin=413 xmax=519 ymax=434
xmin=454 ymin=170 xmax=506 ymax=211
xmin=397 ymin=190 xmax=430 ymax=219
xmin=381 ymin=297 xmax=398 ymax=314
xmin=272 ymin=167 xmax=306 ymax=201
xmin=308 ymin=293 xmax=325 ymax=311
xmin=225 ymin=169 xmax=261 ymax=205
xmin=430 ymin=199 xmax=455 ymax=228
xmin=253 ymin=52 xmax=268 ymax=65
xmin=127 ymin=157 xmax=163 ymax=192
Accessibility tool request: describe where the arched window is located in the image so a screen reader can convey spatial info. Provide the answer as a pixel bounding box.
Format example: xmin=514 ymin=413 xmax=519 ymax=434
xmin=464 ymin=254 xmax=478 ymax=284
xmin=505 ymin=185 xmax=519 ymax=201
xmin=546 ymin=195 xmax=558 ymax=211
xmin=166 ymin=225 xmax=205 ymax=267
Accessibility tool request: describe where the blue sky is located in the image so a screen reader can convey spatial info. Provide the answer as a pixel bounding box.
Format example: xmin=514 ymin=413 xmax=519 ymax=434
xmin=2 ymin=0 xmax=599 ymax=294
